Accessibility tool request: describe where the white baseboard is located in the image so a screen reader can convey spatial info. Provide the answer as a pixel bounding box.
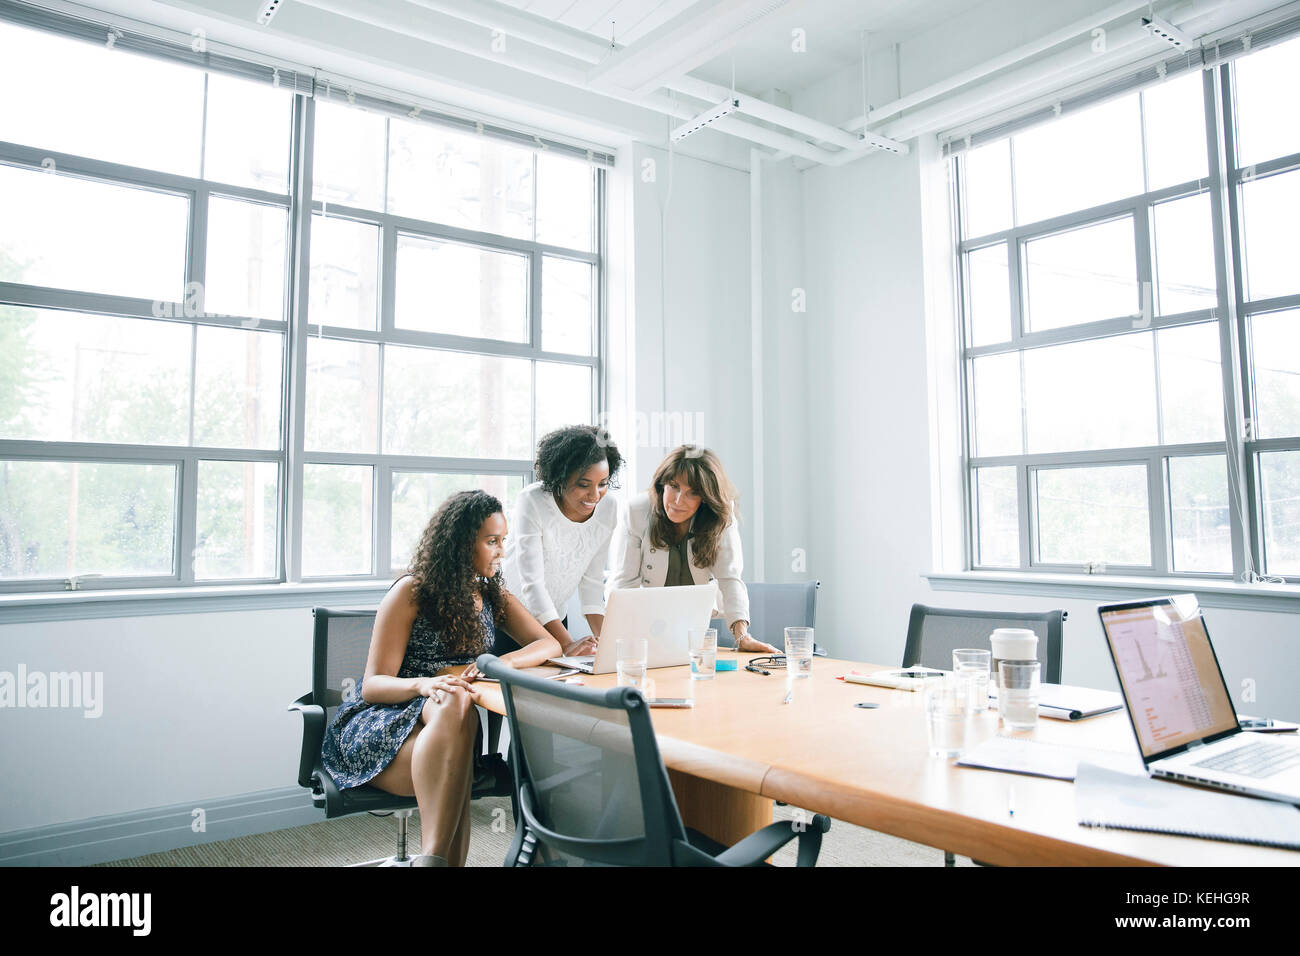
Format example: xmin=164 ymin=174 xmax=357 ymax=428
xmin=0 ymin=786 xmax=323 ymax=866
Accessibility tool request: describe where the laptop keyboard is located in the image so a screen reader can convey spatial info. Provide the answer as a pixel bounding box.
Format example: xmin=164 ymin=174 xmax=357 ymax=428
xmin=1193 ymin=740 xmax=1300 ymax=779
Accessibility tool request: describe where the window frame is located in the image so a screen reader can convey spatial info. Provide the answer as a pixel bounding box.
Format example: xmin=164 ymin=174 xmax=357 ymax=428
xmin=955 ymin=58 xmax=1300 ymax=584
xmin=288 ymin=98 xmax=602 ymax=583
xmin=0 ymin=20 xmax=606 ymax=594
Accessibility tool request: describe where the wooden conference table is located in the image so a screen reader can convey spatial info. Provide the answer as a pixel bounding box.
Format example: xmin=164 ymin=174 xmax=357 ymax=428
xmin=463 ymin=655 xmax=1299 ymax=866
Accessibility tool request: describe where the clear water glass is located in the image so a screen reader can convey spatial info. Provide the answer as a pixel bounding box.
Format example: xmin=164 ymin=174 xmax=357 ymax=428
xmin=953 ymin=648 xmax=992 ymax=713
xmin=784 ymin=627 xmax=814 ymax=680
xmin=999 ymin=660 xmax=1041 ymax=730
xmin=689 ymin=627 xmax=717 ymax=680
xmin=925 ymin=674 xmax=971 ymax=759
xmin=616 ymin=637 xmax=648 ymax=691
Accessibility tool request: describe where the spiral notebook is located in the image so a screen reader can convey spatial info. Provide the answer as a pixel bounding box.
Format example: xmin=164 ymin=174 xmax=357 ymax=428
xmin=1075 ymin=762 xmax=1300 ymax=849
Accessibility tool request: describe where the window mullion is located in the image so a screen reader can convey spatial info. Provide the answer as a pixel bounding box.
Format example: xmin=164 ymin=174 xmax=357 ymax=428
xmin=953 ymin=155 xmax=977 ymax=571
xmin=380 ymin=222 xmax=397 ymax=335
xmin=1148 ymin=453 xmax=1170 ymax=575
xmin=375 ymin=463 xmax=390 ymax=578
xmin=1206 ymin=63 xmax=1254 ymax=580
xmin=178 ymin=455 xmax=198 ymax=586
xmin=1017 ymin=463 xmax=1032 ymax=570
xmin=594 ymin=166 xmax=607 ymax=424
xmin=284 ymin=93 xmax=315 ymax=584
xmin=530 ymin=245 xmax=544 ymax=451
xmin=187 ymin=184 xmax=208 ymax=307
xmin=530 ymin=248 xmax=544 ymax=350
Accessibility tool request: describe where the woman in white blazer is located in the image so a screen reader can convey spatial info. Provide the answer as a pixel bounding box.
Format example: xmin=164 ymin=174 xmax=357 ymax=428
xmin=612 ymin=445 xmax=778 ymax=653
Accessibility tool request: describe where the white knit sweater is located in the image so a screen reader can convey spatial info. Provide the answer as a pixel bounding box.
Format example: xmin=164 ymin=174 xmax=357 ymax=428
xmin=501 ymin=482 xmax=616 ymax=625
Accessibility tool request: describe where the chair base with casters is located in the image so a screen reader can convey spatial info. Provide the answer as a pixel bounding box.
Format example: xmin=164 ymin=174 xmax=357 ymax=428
xmin=480 ymin=652 xmax=831 ymax=867
xmin=289 ymin=690 xmax=422 ymax=865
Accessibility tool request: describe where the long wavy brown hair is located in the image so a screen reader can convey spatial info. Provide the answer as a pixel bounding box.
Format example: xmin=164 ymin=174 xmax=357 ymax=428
xmin=406 ymin=490 xmax=506 ymax=655
xmin=648 ymin=445 xmax=738 ymax=569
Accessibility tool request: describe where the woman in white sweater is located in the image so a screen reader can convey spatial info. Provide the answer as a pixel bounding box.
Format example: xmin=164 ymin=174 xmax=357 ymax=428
xmin=501 ymin=425 xmax=623 ymax=657
xmin=612 ymin=445 xmax=778 ymax=653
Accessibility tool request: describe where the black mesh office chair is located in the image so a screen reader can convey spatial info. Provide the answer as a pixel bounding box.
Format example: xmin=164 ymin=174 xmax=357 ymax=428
xmin=288 ymin=608 xmax=512 ymax=866
xmin=711 ymin=580 xmax=820 ymax=649
xmin=902 ymin=603 xmax=1066 ymax=866
xmin=480 ymin=653 xmax=830 ymax=867
xmin=903 ymin=604 xmax=1065 ymax=684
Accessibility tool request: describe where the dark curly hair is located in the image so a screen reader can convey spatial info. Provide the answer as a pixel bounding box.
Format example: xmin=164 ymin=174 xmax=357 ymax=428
xmin=405 ymin=490 xmax=506 ymax=656
xmin=535 ymin=424 xmax=623 ymax=500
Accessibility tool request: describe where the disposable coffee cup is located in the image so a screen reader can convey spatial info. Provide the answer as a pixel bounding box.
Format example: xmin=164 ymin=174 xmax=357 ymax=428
xmin=990 ymin=627 xmax=1038 ymax=670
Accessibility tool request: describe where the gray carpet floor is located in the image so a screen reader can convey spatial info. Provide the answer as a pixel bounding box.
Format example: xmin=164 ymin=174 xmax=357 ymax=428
xmin=98 ymin=799 xmax=974 ymax=867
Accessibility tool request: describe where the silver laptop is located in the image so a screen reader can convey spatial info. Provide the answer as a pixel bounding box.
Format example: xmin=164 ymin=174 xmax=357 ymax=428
xmin=549 ymin=584 xmax=716 ymax=675
xmin=1098 ymin=596 xmax=1300 ymax=805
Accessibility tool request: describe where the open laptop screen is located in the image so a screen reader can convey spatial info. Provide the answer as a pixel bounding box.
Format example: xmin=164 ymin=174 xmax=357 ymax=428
xmin=1099 ymin=600 xmax=1239 ymax=760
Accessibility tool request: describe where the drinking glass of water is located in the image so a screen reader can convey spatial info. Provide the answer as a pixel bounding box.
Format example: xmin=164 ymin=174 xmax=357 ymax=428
xmin=925 ymin=674 xmax=971 ymax=759
xmin=952 ymin=648 xmax=992 ymax=713
xmin=688 ymin=627 xmax=717 ymax=680
xmin=998 ymin=660 xmax=1041 ymax=731
xmin=616 ymin=637 xmax=648 ymax=691
xmin=784 ymin=627 xmax=814 ymax=680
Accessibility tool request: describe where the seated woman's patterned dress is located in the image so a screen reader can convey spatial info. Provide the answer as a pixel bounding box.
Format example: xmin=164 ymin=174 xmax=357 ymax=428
xmin=321 ymin=603 xmax=496 ymax=789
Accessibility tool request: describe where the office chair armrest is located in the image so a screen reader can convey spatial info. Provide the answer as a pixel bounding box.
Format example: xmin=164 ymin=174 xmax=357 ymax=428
xmin=288 ymin=694 xmax=326 ymax=790
xmin=713 ymin=814 xmax=831 ymax=868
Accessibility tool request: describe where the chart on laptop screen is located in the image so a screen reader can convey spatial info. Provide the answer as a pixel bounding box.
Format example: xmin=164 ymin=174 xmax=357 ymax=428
xmin=1102 ymin=606 xmax=1238 ymax=756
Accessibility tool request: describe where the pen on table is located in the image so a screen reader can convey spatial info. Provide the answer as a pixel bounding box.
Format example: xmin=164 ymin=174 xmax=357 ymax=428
xmin=1007 ymin=785 xmax=1015 ymax=818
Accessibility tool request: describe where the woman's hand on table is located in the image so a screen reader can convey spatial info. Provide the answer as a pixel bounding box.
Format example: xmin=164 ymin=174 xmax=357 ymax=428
xmin=462 ymin=657 xmax=509 ymax=682
xmin=732 ymin=623 xmax=778 ymax=654
xmin=562 ymin=635 xmax=597 ymax=657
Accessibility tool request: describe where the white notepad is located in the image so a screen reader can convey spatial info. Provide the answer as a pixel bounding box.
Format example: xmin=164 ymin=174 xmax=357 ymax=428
xmin=1075 ymin=762 xmax=1300 ymax=849
xmin=1034 ymin=683 xmax=1123 ymax=720
xmin=956 ymin=735 xmax=1144 ymax=781
xmin=987 ymin=683 xmax=1124 ymax=720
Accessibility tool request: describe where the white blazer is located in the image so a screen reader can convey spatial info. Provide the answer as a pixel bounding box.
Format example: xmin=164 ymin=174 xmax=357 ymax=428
xmin=610 ymin=493 xmax=750 ymax=628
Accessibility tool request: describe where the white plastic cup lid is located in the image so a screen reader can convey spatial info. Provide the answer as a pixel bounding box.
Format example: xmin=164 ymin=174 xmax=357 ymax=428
xmin=990 ymin=627 xmax=1038 ymax=660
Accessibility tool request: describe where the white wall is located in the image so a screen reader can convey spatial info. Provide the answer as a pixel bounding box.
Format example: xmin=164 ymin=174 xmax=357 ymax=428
xmin=0 ymin=607 xmax=313 ymax=832
xmin=627 ymin=142 xmax=756 ymax=563
xmin=758 ymin=157 xmax=810 ymax=584
xmin=796 ymin=147 xmax=936 ymax=653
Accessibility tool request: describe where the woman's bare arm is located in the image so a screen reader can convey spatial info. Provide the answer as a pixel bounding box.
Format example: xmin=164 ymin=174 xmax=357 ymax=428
xmin=463 ymin=589 xmax=563 ymax=680
xmin=360 ymin=577 xmax=429 ymax=704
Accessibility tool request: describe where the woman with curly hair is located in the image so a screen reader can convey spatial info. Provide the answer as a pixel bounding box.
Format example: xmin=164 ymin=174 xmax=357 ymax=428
xmin=501 ymin=424 xmax=624 ymax=657
xmin=612 ymin=445 xmax=778 ymax=653
xmin=320 ymin=490 xmax=560 ymax=866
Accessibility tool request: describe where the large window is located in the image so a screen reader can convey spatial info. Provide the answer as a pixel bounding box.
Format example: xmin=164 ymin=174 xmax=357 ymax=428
xmin=303 ymin=98 xmax=597 ymax=577
xmin=955 ymin=35 xmax=1300 ymax=582
xmin=0 ymin=18 xmax=602 ymax=591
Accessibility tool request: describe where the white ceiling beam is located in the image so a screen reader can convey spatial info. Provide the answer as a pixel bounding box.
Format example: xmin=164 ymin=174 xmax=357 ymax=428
xmin=772 ymin=0 xmax=1235 ymax=163
xmin=586 ymin=0 xmax=796 ymax=97
xmin=668 ymin=74 xmax=906 ymax=154
xmin=873 ymin=0 xmax=1236 ymax=142
xmin=295 ymin=0 xmax=593 ymax=81
xmin=293 ymin=0 xmax=845 ymax=164
xmin=845 ymin=0 xmax=1159 ymax=132
xmin=398 ymin=0 xmax=610 ymax=64
xmin=400 ymin=0 xmax=888 ymax=157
